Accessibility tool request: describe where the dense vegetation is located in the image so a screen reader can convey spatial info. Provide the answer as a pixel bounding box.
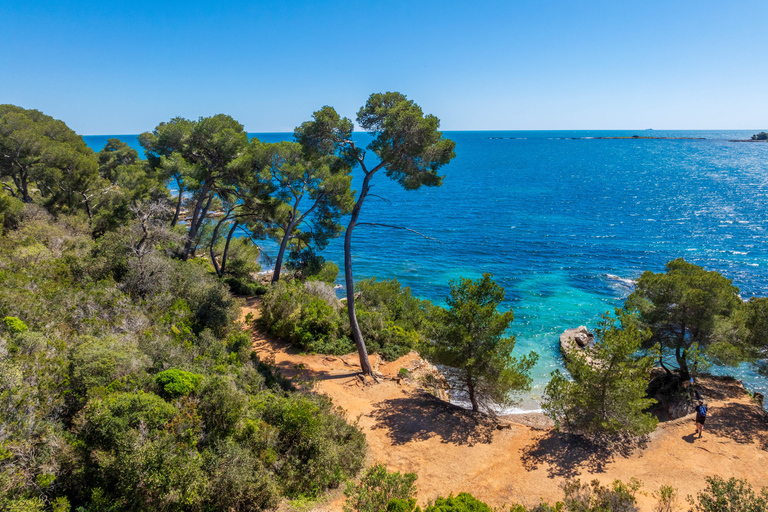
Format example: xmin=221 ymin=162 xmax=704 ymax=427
xmin=259 ymin=277 xmax=438 ymax=361
xmin=0 ymin=196 xmax=365 ymax=508
xmin=751 ymin=131 xmax=767 ymax=140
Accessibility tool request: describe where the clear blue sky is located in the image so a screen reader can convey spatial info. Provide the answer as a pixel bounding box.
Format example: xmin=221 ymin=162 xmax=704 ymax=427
xmin=2 ymin=0 xmax=767 ymax=134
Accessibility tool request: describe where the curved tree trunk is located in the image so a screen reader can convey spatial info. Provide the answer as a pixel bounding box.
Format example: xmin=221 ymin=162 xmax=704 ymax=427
xmin=209 ymin=214 xmax=229 ymax=277
xmin=345 ymin=172 xmax=376 ymax=375
xmin=220 ymin=221 xmax=238 ymax=275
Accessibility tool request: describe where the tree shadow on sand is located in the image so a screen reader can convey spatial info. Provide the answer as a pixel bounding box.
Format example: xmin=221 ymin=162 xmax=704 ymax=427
xmin=521 ymin=431 xmax=648 ymax=479
xmin=706 ymin=402 xmax=768 ymax=449
xmin=370 ymin=390 xmax=496 ymax=446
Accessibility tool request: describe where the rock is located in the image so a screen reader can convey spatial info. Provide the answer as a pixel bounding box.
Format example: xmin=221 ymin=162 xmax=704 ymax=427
xmin=755 ymin=392 xmax=764 ymax=408
xmin=559 ymin=327 xmax=595 ymax=361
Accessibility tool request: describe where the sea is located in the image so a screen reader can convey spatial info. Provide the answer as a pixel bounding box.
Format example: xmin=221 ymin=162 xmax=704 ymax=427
xmin=84 ymin=130 xmax=768 ymax=412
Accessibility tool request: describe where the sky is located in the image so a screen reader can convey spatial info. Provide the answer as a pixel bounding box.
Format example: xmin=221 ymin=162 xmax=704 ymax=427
xmin=2 ymin=0 xmax=767 ymax=134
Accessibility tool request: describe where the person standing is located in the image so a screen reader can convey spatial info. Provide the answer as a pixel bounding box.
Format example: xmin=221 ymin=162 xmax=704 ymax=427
xmin=695 ymin=400 xmax=707 ymax=437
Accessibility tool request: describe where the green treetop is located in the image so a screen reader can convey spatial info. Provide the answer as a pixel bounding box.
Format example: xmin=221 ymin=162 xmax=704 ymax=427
xmin=623 ymin=258 xmax=741 ymax=381
xmin=543 ymin=313 xmax=658 ymax=436
xmin=426 ymin=273 xmax=537 ymax=413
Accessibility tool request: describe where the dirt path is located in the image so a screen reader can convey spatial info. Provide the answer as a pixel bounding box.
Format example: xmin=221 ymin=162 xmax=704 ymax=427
xmin=241 ymin=298 xmax=768 ymax=510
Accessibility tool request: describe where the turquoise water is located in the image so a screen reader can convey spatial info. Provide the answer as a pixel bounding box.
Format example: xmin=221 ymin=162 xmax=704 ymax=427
xmin=84 ymin=130 xmax=768 ymax=410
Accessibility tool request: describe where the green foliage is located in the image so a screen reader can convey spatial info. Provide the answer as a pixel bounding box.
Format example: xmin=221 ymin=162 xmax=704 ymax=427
xmin=223 ymin=276 xmax=268 ymax=296
xmin=287 ymin=250 xmax=339 ymax=283
xmin=3 ymin=316 xmax=28 ymax=334
xmin=238 ymin=139 xmax=353 ymax=284
xmin=425 ymin=273 xmax=537 ymax=412
xmin=624 ymin=258 xmax=742 ymax=379
xmin=424 ymin=493 xmax=492 ymax=512
xmin=356 ymin=278 xmax=437 ymax=361
xmin=155 ymin=369 xmax=203 ymax=398
xmin=344 ymin=464 xmax=418 ymax=512
xmin=387 ymin=498 xmax=422 ymax=512
xmin=543 ymin=313 xmax=658 ymax=437
xmin=0 ymin=202 xmax=366 ymax=509
xmin=688 ymin=476 xmax=768 ymax=512
xmin=653 ymin=485 xmax=678 ymax=512
xmin=561 ymin=479 xmax=641 ymax=512
xmin=751 ymin=132 xmax=768 ymax=140
xmin=260 ymin=280 xmax=353 ymax=354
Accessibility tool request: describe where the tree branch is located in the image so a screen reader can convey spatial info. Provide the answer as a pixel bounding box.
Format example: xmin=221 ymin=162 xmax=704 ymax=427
xmin=356 ymin=222 xmax=441 ymax=242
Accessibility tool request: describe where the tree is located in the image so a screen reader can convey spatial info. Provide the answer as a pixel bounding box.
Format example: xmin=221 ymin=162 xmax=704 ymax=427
xmin=92 ymin=139 xmax=168 ymax=235
xmin=295 ymin=93 xmax=456 ymax=374
xmin=138 ymin=117 xmax=195 ymax=227
xmin=624 ymin=258 xmax=741 ymax=381
xmin=751 ymin=132 xmax=768 ymax=141
xmin=254 ymin=140 xmax=353 ymax=283
xmin=542 ymin=314 xmax=658 ymax=436
xmin=425 ymin=273 xmax=537 ymax=413
xmin=0 ymin=105 xmax=106 ymax=219
xmin=141 ymin=115 xmax=249 ymax=260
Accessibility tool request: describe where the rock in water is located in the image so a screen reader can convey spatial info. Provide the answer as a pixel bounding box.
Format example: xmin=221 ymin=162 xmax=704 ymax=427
xmin=559 ymin=327 xmax=595 ymax=362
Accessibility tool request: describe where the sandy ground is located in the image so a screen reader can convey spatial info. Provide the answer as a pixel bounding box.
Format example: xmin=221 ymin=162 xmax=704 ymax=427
xmin=240 ymin=298 xmax=768 ymax=511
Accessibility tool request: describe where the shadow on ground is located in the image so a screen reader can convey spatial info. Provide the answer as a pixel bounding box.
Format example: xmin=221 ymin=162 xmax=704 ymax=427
xmin=521 ymin=432 xmax=647 ymax=479
xmin=370 ymin=390 xmax=496 ymax=446
xmin=707 ymin=402 xmax=768 ymax=449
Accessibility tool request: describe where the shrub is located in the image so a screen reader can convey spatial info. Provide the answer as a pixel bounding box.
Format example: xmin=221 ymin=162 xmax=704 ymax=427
xmin=263 ymin=393 xmax=366 ymax=498
xmin=155 ymin=369 xmax=203 ymax=398
xmin=344 ymin=464 xmax=417 ymax=512
xmin=3 ymin=316 xmax=28 ymax=334
xmin=688 ymin=476 xmax=768 ymax=512
xmin=562 ymin=479 xmax=641 ymax=512
xmin=82 ymin=391 xmax=177 ymax=448
xmin=224 ymin=276 xmax=268 ymax=296
xmin=423 ymin=493 xmax=492 ymax=512
xmin=260 ymin=281 xmax=353 ymax=354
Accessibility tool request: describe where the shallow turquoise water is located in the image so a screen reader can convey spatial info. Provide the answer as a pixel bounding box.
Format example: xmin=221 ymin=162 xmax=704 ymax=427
xmin=85 ymin=130 xmax=768 ymax=410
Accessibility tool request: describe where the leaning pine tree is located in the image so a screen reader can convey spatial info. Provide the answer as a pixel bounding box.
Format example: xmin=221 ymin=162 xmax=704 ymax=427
xmin=295 ymin=92 xmax=456 ymax=374
xmin=426 ymin=273 xmax=538 ymax=413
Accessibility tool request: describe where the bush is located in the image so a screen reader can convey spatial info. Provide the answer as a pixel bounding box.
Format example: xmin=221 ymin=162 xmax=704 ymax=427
xmin=224 ymin=276 xmax=268 ymax=296
xmin=345 ymin=464 xmax=417 ymax=512
xmin=689 ymin=476 xmax=768 ymax=512
xmin=424 ymin=493 xmax=492 ymax=512
xmin=155 ymin=369 xmax=203 ymax=398
xmin=3 ymin=316 xmax=28 ymax=334
xmin=262 ymin=393 xmax=366 ymax=497
xmin=260 ymin=280 xmax=353 ymax=354
xmin=561 ymin=479 xmax=640 ymax=512
xmin=355 ymin=278 xmax=437 ymax=361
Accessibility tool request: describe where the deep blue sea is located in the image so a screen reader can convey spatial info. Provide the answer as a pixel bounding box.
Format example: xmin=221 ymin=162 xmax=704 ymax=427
xmin=84 ymin=130 xmax=768 ymax=411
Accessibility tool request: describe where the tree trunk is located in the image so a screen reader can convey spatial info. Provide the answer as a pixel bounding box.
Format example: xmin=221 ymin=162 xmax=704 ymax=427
xmin=345 ymin=173 xmax=375 ymax=375
xmin=209 ymin=214 xmax=229 ymax=277
xmin=676 ymin=322 xmax=690 ymax=381
xmin=467 ymin=375 xmax=478 ymax=412
xmin=220 ymin=221 xmax=238 ymax=275
xmin=272 ymin=219 xmax=296 ymax=284
xmin=171 ymin=176 xmax=184 ymax=227
xmin=182 ymin=183 xmax=211 ymax=261
xmin=675 ymin=344 xmax=690 ymax=381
